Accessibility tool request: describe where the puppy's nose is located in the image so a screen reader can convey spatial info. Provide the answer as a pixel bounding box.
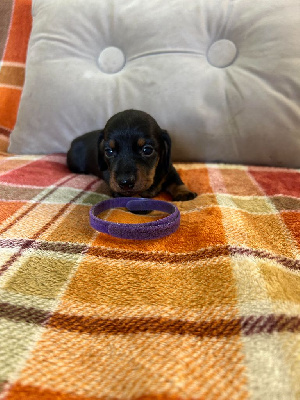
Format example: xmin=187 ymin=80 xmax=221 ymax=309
xmin=118 ymin=177 xmax=135 ymax=190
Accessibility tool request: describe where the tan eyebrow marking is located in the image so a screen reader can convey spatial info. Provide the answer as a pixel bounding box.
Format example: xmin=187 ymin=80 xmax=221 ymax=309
xmin=137 ymin=138 xmax=146 ymax=147
xmin=109 ymin=139 xmax=115 ymax=149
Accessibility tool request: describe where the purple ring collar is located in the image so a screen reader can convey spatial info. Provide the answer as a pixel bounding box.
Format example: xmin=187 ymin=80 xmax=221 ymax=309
xmin=89 ymin=197 xmax=180 ymax=240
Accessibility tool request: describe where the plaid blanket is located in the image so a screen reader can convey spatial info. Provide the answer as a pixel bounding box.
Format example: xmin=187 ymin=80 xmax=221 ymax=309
xmin=0 ymin=153 xmax=299 ymax=399
xmin=0 ymin=0 xmax=32 ymax=153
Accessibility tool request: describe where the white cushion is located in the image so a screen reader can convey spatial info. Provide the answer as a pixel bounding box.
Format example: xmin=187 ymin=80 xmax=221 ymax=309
xmin=9 ymin=0 xmax=300 ymax=167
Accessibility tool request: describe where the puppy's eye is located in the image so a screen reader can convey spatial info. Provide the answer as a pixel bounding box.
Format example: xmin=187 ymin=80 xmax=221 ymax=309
xmin=105 ymin=148 xmax=114 ymax=158
xmin=142 ymin=145 xmax=154 ymax=156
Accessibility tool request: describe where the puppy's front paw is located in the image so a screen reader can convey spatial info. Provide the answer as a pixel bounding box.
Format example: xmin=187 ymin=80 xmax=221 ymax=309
xmin=173 ymin=190 xmax=197 ymax=201
xmin=168 ymin=184 xmax=197 ymax=201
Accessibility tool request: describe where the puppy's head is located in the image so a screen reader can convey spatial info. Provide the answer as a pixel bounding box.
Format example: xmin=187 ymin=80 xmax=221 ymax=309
xmin=98 ymin=110 xmax=171 ymax=197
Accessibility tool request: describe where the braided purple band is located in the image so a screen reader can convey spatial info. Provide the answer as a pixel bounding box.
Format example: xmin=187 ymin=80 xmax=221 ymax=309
xmin=89 ymin=197 xmax=180 ymax=240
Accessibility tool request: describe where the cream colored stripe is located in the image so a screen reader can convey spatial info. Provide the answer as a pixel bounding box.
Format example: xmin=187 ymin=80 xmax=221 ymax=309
xmin=174 ymin=163 xmax=300 ymax=173
xmin=231 ymin=255 xmax=296 ymax=399
xmin=280 ymin=332 xmax=300 ymax=398
xmin=231 ymin=256 xmax=274 ymax=317
xmin=0 ymin=319 xmax=45 ymax=384
xmin=242 ymin=335 xmax=295 ymax=400
xmin=0 ymin=288 xmax=56 ymax=311
xmin=179 ymin=202 xmax=278 ymax=215
xmin=173 ymin=163 xmax=248 ymax=170
xmin=1 ymin=61 xmax=26 ymax=68
xmin=0 ymin=155 xmax=41 ymax=161
xmin=0 ymin=83 xmax=22 ymax=90
xmin=168 ymin=193 xmax=285 ymax=215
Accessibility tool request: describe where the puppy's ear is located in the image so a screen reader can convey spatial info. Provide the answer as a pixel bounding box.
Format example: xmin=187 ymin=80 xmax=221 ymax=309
xmin=97 ymin=130 xmax=108 ymax=171
xmin=161 ymin=129 xmax=172 ymax=170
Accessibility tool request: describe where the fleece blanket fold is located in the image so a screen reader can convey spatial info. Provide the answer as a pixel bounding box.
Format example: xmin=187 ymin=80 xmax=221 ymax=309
xmin=0 ymin=153 xmax=299 ymax=400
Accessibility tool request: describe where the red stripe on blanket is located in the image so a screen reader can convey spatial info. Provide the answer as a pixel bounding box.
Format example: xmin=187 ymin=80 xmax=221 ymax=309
xmin=0 ymin=159 xmax=70 ymax=186
xmin=249 ymin=168 xmax=300 ymax=197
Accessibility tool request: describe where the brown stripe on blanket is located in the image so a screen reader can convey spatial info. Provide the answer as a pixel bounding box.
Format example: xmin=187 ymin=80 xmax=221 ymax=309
xmin=0 ymin=302 xmax=51 ymax=325
xmin=1 ymin=302 xmax=299 ymax=337
xmin=88 ymin=245 xmax=231 ymax=262
xmin=0 ymin=238 xmax=36 ymax=249
xmin=270 ymin=195 xmax=300 ymax=211
xmin=38 ymin=241 xmax=89 ymax=255
xmin=1 ymin=241 xmax=298 ymax=271
xmin=241 ymin=314 xmax=300 ymax=335
xmin=0 ymin=65 xmax=25 ymax=87
xmin=0 ymin=239 xmax=33 ymax=275
xmin=48 ymin=313 xmax=300 ymax=337
xmin=0 ymin=238 xmax=88 ymax=255
xmin=0 ymin=0 xmax=13 ymax=59
xmin=48 ymin=314 xmax=242 ymax=337
xmin=0 ymin=302 xmax=240 ymax=337
xmin=229 ymin=246 xmax=300 ymax=271
xmin=89 ymin=245 xmax=300 ymax=270
xmin=0 ymin=126 xmax=11 ymax=136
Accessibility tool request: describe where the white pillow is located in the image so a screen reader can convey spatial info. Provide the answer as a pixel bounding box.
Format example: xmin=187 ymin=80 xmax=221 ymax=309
xmin=9 ymin=0 xmax=300 ymax=167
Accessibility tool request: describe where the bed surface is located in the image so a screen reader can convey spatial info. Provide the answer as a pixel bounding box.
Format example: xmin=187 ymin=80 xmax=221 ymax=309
xmin=1 ymin=153 xmax=299 ymax=399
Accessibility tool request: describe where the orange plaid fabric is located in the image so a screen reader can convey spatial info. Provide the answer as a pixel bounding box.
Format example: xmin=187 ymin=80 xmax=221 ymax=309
xmin=1 ymin=1 xmax=300 ymax=398
xmin=0 ymin=0 xmax=32 ymax=153
xmin=0 ymin=156 xmax=299 ymax=399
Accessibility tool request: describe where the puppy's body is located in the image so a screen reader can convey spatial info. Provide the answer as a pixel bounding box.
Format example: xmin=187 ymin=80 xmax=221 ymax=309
xmin=67 ymin=110 xmax=197 ymax=201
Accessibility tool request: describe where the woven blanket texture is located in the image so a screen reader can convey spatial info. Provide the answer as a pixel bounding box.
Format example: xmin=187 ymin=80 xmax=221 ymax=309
xmin=0 ymin=0 xmax=32 ymax=153
xmin=0 ymin=153 xmax=299 ymax=400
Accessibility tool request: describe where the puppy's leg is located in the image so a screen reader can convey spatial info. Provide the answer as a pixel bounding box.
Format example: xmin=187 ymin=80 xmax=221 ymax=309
xmin=67 ymin=130 xmax=104 ymax=177
xmin=165 ymin=166 xmax=197 ymax=201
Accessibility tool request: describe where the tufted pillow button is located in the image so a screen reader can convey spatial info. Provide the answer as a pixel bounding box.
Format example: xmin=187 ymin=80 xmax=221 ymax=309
xmin=98 ymin=46 xmax=126 ymax=74
xmin=207 ymin=39 xmax=238 ymax=68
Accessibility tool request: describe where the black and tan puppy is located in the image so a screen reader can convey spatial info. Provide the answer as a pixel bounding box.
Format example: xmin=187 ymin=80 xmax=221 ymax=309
xmin=67 ymin=110 xmax=197 ymax=201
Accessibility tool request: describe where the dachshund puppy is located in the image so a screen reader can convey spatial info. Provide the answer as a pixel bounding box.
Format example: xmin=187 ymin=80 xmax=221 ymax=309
xmin=67 ymin=110 xmax=197 ymax=201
